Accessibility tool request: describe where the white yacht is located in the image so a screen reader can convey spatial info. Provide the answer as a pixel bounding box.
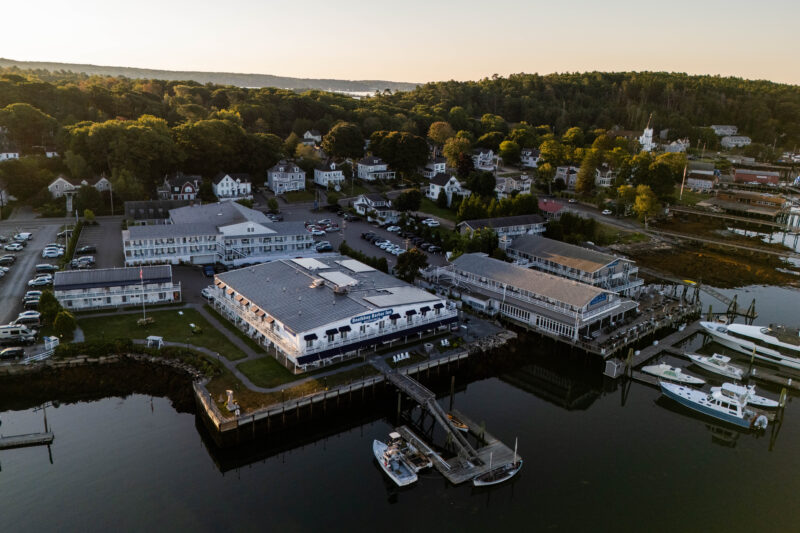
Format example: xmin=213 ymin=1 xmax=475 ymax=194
xmin=660 ymin=382 xmax=768 ymax=430
xmin=712 ymin=382 xmax=780 ymax=409
xmin=642 ymin=363 xmax=705 ymax=385
xmin=373 ymin=439 xmax=418 ymax=487
xmin=686 ymin=353 xmax=744 ymax=380
xmin=700 ymin=322 xmax=800 ymax=371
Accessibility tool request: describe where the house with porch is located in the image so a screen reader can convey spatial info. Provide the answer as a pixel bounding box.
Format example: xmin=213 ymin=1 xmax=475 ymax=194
xmin=520 ymin=148 xmax=540 ymax=168
xmin=267 ymin=160 xmax=306 ymax=194
xmin=48 ymin=175 xmax=112 ymax=199
xmin=158 ymin=172 xmax=202 ymax=201
xmin=212 ymin=173 xmax=252 ymax=201
xmin=421 ymin=156 xmax=446 ymax=179
xmin=357 ymin=156 xmax=395 ymax=181
xmin=303 ymin=130 xmax=322 ymax=145
xmin=353 ymin=194 xmax=398 ymax=223
xmin=427 ymin=174 xmax=470 ymax=207
xmin=314 ymin=160 xmax=346 ymax=188
xmin=472 ymin=149 xmax=495 ymax=170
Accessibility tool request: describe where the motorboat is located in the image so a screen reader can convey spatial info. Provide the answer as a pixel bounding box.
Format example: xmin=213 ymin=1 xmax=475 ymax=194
xmin=686 ymin=353 xmax=744 ymax=380
xmin=712 ymin=382 xmax=780 ymax=409
xmin=473 ymin=439 xmax=522 ymax=487
xmin=659 ymin=381 xmax=768 ymax=430
xmin=388 ymin=431 xmax=431 ymax=473
xmin=642 ymin=363 xmax=705 ymax=385
xmin=373 ymin=439 xmax=418 ymax=487
xmin=700 ymin=321 xmax=800 ymax=371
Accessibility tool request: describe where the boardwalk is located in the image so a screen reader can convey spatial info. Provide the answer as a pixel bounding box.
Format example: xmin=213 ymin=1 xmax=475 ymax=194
xmin=668 ymin=206 xmax=799 ymax=233
xmin=649 ymin=229 xmax=800 ymax=259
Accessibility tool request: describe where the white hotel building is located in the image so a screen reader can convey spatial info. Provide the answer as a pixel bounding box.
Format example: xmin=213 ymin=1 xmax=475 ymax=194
xmin=210 ymin=255 xmax=457 ymax=372
xmin=123 ymin=202 xmax=315 ymax=267
xmin=53 ymin=265 xmax=181 ymax=311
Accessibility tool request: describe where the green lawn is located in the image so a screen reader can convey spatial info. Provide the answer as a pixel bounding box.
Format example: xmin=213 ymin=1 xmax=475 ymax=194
xmin=236 ymin=356 xmax=297 ymax=388
xmin=77 ymin=308 xmax=247 ymax=361
xmin=674 ymin=184 xmax=707 ymax=206
xmin=282 ymin=189 xmax=316 ymax=203
xmin=418 ymin=198 xmax=458 ymax=222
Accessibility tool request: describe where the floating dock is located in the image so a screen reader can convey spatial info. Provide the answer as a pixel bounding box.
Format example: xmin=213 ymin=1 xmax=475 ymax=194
xmin=395 ymin=408 xmax=519 ymax=485
xmin=0 ymin=432 xmax=54 ymax=450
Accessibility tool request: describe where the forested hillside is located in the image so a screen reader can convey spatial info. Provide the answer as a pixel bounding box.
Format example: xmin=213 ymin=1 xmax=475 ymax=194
xmin=0 ymin=67 xmax=796 ymax=208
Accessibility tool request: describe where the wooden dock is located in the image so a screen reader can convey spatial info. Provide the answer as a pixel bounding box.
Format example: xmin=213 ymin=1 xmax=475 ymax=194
xmin=396 ymin=408 xmax=520 ymax=485
xmin=0 ymin=432 xmax=54 ymax=450
xmin=628 ymin=322 xmax=703 ymax=368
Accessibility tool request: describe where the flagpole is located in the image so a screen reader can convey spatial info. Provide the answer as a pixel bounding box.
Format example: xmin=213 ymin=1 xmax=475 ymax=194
xmin=140 ymin=267 xmax=146 ymax=320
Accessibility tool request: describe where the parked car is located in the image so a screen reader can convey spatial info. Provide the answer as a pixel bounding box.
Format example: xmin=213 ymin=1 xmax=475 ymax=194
xmin=13 ymin=232 xmax=33 ymax=241
xmin=24 ymin=291 xmax=43 ymax=301
xmin=427 ymin=245 xmax=442 ymax=253
xmin=42 ymin=248 xmax=63 ymax=258
xmin=601 ymin=209 xmax=613 ymax=215
xmin=568 ymin=198 xmax=577 ymax=204
xmin=35 ymin=264 xmax=58 ymax=273
xmin=309 ymin=229 xmax=326 ymax=236
xmin=77 ymin=245 xmax=97 ymax=254
xmin=0 ymin=347 xmax=25 ymax=360
xmin=343 ymin=214 xmax=361 ymax=222
xmin=315 ymin=241 xmax=334 ymax=252
xmin=4 ymin=243 xmax=23 ymax=252
xmin=28 ymin=275 xmax=53 ymax=287
xmin=23 ymin=299 xmax=40 ymax=310
xmin=200 ymin=286 xmax=215 ymax=301
xmin=203 ymin=265 xmax=215 ymax=277
xmin=316 ymin=219 xmax=332 ymax=226
xmin=424 ymin=220 xmax=440 ymax=227
xmin=386 ymin=226 xmax=401 ymax=233
xmin=325 ymin=224 xmax=340 ymax=232
xmin=0 ymin=254 xmax=15 ymax=265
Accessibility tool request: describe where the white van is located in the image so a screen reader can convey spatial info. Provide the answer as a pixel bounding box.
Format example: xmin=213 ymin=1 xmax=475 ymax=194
xmin=0 ymin=324 xmax=37 ymax=345
xmin=13 ymin=232 xmax=33 ymax=241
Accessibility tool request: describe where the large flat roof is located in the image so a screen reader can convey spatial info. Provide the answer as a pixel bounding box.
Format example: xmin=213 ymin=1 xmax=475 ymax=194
xmin=54 ymin=265 xmax=172 ymax=291
xmin=216 ymin=255 xmax=441 ymax=333
xmin=508 ymin=235 xmax=627 ymax=273
xmin=169 ymin=201 xmax=271 ymax=226
xmin=451 ymin=253 xmax=608 ymax=308
xmin=460 ymin=214 xmax=545 ymax=231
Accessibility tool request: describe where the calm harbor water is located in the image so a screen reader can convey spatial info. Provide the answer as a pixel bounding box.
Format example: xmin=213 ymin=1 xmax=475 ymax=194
xmin=1 ymin=285 xmax=799 ymax=532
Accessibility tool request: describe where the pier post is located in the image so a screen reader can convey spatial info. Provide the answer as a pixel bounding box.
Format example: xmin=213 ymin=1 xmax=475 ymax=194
xmin=396 ymin=392 xmax=402 ymax=418
xmin=449 ymin=375 xmax=455 ymax=411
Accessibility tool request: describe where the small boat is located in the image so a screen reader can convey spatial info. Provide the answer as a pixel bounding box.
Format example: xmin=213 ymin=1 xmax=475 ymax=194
xmin=473 ymin=439 xmax=522 ymax=487
xmin=642 ymin=363 xmax=705 ymax=385
xmin=687 ymin=353 xmax=744 ymax=380
xmin=659 ymin=381 xmax=768 ymax=430
xmin=447 ymin=413 xmax=468 ymax=432
xmin=712 ymin=382 xmax=779 ymax=409
xmin=373 ymin=439 xmax=418 ymax=487
xmin=388 ymin=431 xmax=432 ymax=472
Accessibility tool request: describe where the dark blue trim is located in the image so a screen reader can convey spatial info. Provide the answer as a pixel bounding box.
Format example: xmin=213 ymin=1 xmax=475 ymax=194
xmin=297 ymin=316 xmax=457 ymax=365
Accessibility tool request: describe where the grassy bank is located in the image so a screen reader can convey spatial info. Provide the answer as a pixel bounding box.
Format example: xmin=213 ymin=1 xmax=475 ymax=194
xmin=77 ymin=308 xmax=247 ymax=361
xmin=418 ymin=198 xmax=458 ymax=222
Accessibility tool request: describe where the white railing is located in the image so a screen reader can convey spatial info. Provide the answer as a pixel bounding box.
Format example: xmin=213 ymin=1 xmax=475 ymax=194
xmin=452 ymin=274 xmax=581 ymax=319
xmin=58 ymin=283 xmax=181 ymax=301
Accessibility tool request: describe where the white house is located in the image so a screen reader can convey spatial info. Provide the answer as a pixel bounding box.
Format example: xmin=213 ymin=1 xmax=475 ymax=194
xmin=158 ymin=173 xmax=202 ymax=201
xmin=457 ymin=214 xmax=546 ymax=239
xmin=212 ymin=173 xmax=252 ymax=201
xmin=48 ymin=175 xmax=112 ymax=198
xmin=686 ymin=172 xmax=718 ymax=190
xmin=427 ymin=174 xmax=469 ymax=207
xmin=0 ymin=152 xmax=19 ymax=162
xmin=594 ymin=164 xmax=616 ymax=188
xmin=353 ymin=193 xmax=398 ymax=223
xmin=520 ymin=148 xmax=540 ymax=168
xmin=711 ymin=125 xmax=738 ymax=136
xmin=267 ymin=160 xmax=306 ymax=194
xmin=473 ymin=149 xmax=495 ymax=170
xmin=303 ymin=130 xmax=322 ymax=145
xmin=555 ymin=166 xmax=579 ymax=189
xmin=721 ymin=136 xmax=752 ymax=148
xmin=357 ymin=156 xmax=395 ymax=181
xmin=421 ymin=156 xmax=446 ymax=179
xmin=122 ymin=201 xmax=315 ymax=267
xmin=314 ymin=160 xmax=346 ymax=188
xmin=54 ymin=265 xmax=181 ymax=311
xmin=495 ymin=175 xmax=531 ymax=199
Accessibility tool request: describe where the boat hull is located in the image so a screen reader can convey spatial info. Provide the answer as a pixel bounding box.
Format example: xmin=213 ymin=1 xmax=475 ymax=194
xmin=687 ymin=354 xmax=743 ymax=380
xmin=660 ymin=383 xmax=764 ymax=430
xmin=642 ymin=365 xmax=705 ymax=385
xmin=473 ymin=460 xmax=523 ymax=487
xmin=373 ymin=440 xmax=418 ymax=487
xmin=700 ymin=322 xmax=800 ymax=371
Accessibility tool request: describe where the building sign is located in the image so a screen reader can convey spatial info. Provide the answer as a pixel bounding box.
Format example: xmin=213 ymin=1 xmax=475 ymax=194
xmin=589 ymin=293 xmax=607 ymax=306
xmin=351 ymin=309 xmax=393 ymax=325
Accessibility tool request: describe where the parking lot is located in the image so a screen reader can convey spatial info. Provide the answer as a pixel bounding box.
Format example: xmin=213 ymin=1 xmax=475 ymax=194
xmin=274 ymin=202 xmax=449 ymax=271
xmin=0 ymin=220 xmax=62 ymax=330
xmin=73 ymin=216 xmax=124 ymax=269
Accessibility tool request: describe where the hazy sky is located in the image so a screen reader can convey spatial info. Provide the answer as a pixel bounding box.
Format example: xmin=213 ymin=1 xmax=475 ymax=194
xmin=3 ymin=0 xmax=798 ymax=84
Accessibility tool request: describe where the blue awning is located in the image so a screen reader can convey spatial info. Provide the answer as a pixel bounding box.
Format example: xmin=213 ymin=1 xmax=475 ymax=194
xmin=420 ymin=306 xmax=431 ymax=313
xmin=325 ymin=329 xmax=338 ymax=336
xmin=433 ymin=303 xmax=444 ymax=309
xmin=304 ymin=333 xmax=318 ymax=341
xmin=389 ymin=313 xmax=401 ymax=320
xmin=338 ymin=325 xmax=351 ymax=332
xmin=405 ymin=310 xmax=417 ymax=316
